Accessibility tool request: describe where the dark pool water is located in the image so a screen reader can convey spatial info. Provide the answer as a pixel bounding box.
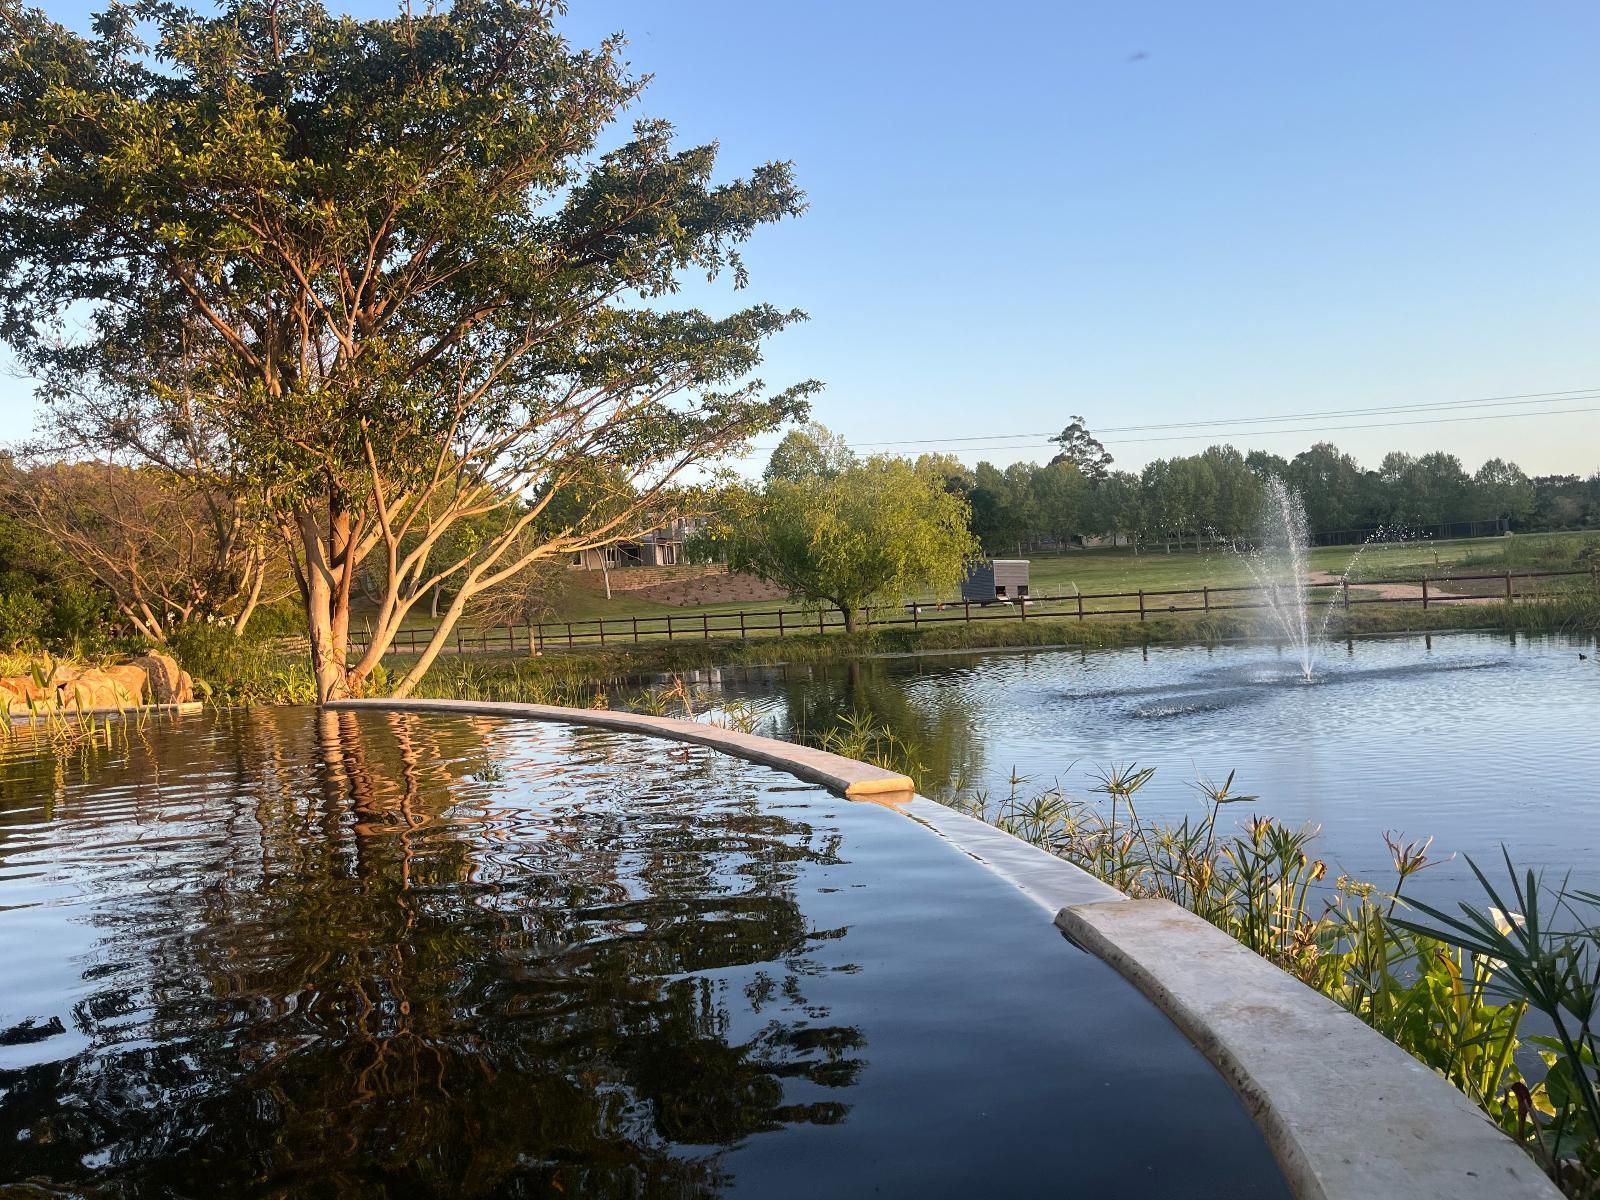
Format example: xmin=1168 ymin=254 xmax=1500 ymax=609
xmin=686 ymin=630 xmax=1600 ymax=909
xmin=0 ymin=708 xmax=1286 ymax=1198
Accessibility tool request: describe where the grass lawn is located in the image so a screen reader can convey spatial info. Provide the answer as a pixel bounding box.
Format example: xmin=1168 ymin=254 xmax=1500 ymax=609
xmin=362 ymin=529 xmax=1595 ymax=645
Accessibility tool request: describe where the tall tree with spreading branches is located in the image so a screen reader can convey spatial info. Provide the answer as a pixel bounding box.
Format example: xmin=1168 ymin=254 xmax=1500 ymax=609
xmin=0 ymin=0 xmax=815 ymax=700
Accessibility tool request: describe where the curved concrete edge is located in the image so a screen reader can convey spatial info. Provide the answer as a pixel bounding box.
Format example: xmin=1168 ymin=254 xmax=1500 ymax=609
xmin=328 ymin=697 xmax=1557 ymax=1200
xmin=322 ymin=698 xmax=914 ymax=800
xmin=1057 ymin=899 xmax=1562 ymax=1200
xmin=9 ymin=700 xmax=204 ymax=721
xmin=334 ymin=698 xmax=1115 ymax=913
xmin=893 ymin=796 xmax=1126 ymax=914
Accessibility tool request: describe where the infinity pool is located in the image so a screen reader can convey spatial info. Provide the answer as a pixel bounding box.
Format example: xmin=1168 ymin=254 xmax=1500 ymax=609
xmin=0 ymin=708 xmax=1286 ymax=1197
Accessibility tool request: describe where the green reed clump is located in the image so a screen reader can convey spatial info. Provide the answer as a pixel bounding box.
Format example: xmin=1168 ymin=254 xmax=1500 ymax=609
xmin=795 ymin=707 xmax=924 ymax=778
xmin=615 ymin=675 xmax=761 ymax=733
xmin=408 ymin=657 xmax=610 ymax=708
xmin=3 ymin=669 xmax=154 ymax=755
xmin=960 ymin=765 xmax=1593 ymax=1196
xmin=1395 ymin=857 xmax=1600 ymax=1197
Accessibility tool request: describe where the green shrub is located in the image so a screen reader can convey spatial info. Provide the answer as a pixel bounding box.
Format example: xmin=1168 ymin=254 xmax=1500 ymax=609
xmin=166 ymin=622 xmax=315 ymax=704
xmin=0 ymin=588 xmax=46 ymax=652
xmin=960 ymin=765 xmax=1594 ymax=1198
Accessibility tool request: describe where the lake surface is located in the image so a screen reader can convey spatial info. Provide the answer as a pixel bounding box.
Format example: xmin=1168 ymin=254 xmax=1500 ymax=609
xmin=686 ymin=630 xmax=1600 ymax=908
xmin=0 ymin=708 xmax=1286 ymax=1197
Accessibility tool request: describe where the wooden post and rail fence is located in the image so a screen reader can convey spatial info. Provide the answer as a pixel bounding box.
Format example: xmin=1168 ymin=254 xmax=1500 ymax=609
xmin=350 ymin=566 xmax=1598 ymax=658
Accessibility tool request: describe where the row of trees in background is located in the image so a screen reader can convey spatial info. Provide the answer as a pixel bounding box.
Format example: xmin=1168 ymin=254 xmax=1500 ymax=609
xmin=681 ymin=421 xmax=1598 ymax=624
xmin=950 ymin=427 xmax=1595 ymax=555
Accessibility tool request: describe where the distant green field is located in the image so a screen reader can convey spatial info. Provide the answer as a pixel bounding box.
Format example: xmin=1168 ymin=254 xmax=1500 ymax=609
xmin=1025 ymin=530 xmax=1596 ymax=597
xmin=374 ymin=529 xmax=1595 ymax=642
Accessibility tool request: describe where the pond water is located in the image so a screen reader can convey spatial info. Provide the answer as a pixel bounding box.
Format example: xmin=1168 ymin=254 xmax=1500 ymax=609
xmin=686 ymin=630 xmax=1600 ymax=909
xmin=0 ymin=708 xmax=1287 ymax=1197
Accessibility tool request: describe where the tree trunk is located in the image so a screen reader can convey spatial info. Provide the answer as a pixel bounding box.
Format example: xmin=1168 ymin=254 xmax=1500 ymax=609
xmin=300 ymin=502 xmax=363 ymax=705
xmin=841 ymin=605 xmax=857 ymax=635
xmin=232 ymin=543 xmax=268 ymax=636
xmin=306 ymin=571 xmax=349 ymax=704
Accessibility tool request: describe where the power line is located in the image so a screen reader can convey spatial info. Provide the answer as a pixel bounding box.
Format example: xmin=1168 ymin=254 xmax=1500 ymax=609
xmin=733 ymin=401 xmax=1600 ymax=458
xmin=795 ymin=386 xmax=1600 ymax=450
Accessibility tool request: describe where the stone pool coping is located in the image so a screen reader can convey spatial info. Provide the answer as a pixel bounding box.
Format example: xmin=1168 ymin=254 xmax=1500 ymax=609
xmin=328 ymin=698 xmax=1560 ymax=1200
xmin=325 ymin=697 xmax=916 ymax=798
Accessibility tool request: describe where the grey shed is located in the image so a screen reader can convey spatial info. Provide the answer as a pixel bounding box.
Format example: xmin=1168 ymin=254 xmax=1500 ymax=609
xmin=960 ymin=559 xmax=1030 ymax=604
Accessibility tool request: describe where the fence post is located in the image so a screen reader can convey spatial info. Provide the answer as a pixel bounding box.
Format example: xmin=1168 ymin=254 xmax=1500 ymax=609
xmin=703 ymin=613 xmax=710 ymax=641
xmin=455 ymin=627 xmax=462 ymax=654
xmin=1421 ymin=577 xmax=1429 ymax=610
xmin=1138 ymin=590 xmax=1145 ymax=621
xmin=1203 ymin=586 xmax=1210 ymax=613
xmin=1505 ymin=572 xmax=1513 ymax=603
xmin=597 ymin=619 xmax=605 ymax=646
xmin=1077 ymin=593 xmax=1084 ymax=621
xmin=566 ymin=622 xmax=574 ymax=648
xmin=818 ymin=609 xmax=824 ymax=634
xmin=964 ymin=599 xmax=971 ymax=624
xmin=632 ymin=616 xmax=639 ymax=644
xmin=666 ymin=616 xmax=673 ymax=642
xmin=739 ymin=611 xmax=746 ymax=639
xmin=912 ymin=604 xmax=918 ymax=628
xmin=778 ymin=609 xmax=785 ymax=637
xmin=1019 ymin=595 xmax=1026 ymax=620
xmin=1343 ymin=579 xmax=1350 ymax=610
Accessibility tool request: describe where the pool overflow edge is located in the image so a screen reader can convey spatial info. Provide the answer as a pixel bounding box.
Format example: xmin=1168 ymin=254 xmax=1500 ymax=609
xmin=325 ymin=698 xmax=1560 ymax=1200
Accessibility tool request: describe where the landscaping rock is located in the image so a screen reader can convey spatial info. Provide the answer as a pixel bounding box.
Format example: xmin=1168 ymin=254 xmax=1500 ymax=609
xmin=0 ymin=676 xmax=50 ymax=711
xmin=2 ymin=652 xmax=189 ymax=713
xmin=132 ymin=653 xmax=190 ymax=704
xmin=59 ymin=668 xmax=143 ymax=710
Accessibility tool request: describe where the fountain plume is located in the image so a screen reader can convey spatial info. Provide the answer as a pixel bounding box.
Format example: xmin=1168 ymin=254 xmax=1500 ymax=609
xmin=1237 ymin=478 xmax=1318 ymax=682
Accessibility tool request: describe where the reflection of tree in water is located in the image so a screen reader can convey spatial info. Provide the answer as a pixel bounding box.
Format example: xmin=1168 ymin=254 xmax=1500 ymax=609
xmin=0 ymin=709 xmax=866 ymax=1196
xmin=776 ymin=659 xmax=989 ymax=801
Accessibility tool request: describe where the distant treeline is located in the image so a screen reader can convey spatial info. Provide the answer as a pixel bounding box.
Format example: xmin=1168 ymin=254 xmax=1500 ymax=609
xmin=916 ymin=441 xmax=1600 ymax=554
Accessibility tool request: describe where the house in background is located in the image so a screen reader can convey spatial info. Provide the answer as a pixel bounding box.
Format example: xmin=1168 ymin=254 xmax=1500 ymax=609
xmin=569 ymin=518 xmax=707 ymax=571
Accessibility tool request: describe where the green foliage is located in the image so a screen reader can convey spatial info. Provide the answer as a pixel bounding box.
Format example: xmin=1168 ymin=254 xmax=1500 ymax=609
xmin=1047 ymin=416 xmax=1114 ymax=481
xmin=0 ymin=0 xmax=813 ymax=700
xmin=0 ymin=588 xmax=46 ymax=653
xmin=714 ymin=431 xmax=979 ymax=631
xmin=0 ymin=500 xmax=117 ymax=655
xmin=1396 ymin=858 xmax=1600 ymax=1195
xmin=763 ymin=423 xmax=856 ymax=483
xmin=166 ymin=623 xmax=316 ymax=706
xmin=967 ymin=430 xmax=1594 ymax=553
xmin=963 ymin=765 xmax=1594 ymax=1197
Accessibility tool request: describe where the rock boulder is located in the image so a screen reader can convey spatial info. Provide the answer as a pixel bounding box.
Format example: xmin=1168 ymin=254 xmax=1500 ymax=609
xmin=131 ymin=653 xmax=191 ymax=704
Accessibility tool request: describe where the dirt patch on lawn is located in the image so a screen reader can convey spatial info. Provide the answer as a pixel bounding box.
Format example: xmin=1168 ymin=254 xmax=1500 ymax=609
xmin=1305 ymin=570 xmax=1425 ymax=601
xmin=636 ymin=573 xmax=789 ymax=606
xmin=573 ymin=570 xmax=789 ymax=607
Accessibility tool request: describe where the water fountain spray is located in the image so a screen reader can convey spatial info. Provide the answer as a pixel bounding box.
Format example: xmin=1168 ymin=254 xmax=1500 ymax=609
xmin=1232 ymin=478 xmax=1390 ymax=682
xmin=1239 ymin=479 xmax=1318 ymax=681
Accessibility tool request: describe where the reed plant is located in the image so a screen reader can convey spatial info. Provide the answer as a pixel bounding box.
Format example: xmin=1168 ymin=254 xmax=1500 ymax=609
xmin=952 ymin=763 xmax=1592 ymax=1196
xmin=803 ymin=707 xmax=923 ymax=776
xmin=1395 ymin=858 xmax=1600 ymax=1197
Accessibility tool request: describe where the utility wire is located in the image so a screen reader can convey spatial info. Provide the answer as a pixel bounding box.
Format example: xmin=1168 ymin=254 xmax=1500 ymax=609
xmin=817 ymin=387 xmax=1600 ymax=449
xmin=734 ymin=401 xmax=1600 ymax=458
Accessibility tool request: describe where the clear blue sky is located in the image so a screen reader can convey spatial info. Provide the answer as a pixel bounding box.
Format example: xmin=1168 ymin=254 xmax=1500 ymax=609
xmin=4 ymin=0 xmax=1598 ymax=477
